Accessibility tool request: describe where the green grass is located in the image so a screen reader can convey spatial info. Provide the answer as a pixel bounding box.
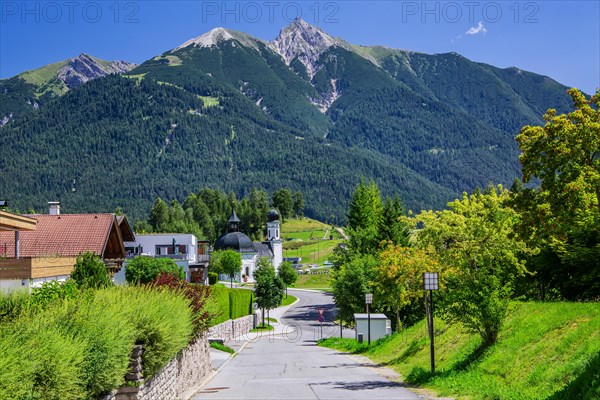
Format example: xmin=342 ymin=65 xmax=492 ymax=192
xmin=294 ymin=274 xmax=331 ymax=291
xmin=280 ymin=295 xmax=298 ymax=307
xmin=250 ymin=324 xmax=274 ymax=332
xmin=283 ymin=240 xmax=342 ymax=265
xmin=210 ymin=341 xmax=235 ymax=354
xmin=320 ymin=302 xmax=600 ymax=400
xmin=266 ymin=317 xmax=278 ymax=323
xmin=282 ymin=218 xmax=332 ymax=233
xmin=199 ymin=96 xmax=220 ymax=107
xmin=19 ymin=60 xmax=68 ymax=85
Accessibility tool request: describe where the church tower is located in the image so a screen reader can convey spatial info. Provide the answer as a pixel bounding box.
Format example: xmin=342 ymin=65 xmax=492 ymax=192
xmin=267 ymin=209 xmax=283 ymax=268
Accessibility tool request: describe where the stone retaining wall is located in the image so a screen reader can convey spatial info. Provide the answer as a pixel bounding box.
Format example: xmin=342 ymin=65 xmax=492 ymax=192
xmin=208 ymin=313 xmax=257 ymax=342
xmin=100 ymin=313 xmax=258 ymax=400
xmin=100 ymin=334 xmax=211 ymax=400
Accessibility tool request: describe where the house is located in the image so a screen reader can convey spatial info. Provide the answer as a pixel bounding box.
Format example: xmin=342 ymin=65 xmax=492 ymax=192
xmin=0 ymin=202 xmax=132 ymax=291
xmin=213 ymin=209 xmax=283 ymax=282
xmin=114 ymin=233 xmax=210 ymax=285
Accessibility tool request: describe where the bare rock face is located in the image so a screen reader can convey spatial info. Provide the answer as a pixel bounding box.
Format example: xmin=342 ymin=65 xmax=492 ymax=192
xmin=269 ymin=18 xmax=344 ymax=79
xmin=57 ymin=53 xmax=136 ymax=89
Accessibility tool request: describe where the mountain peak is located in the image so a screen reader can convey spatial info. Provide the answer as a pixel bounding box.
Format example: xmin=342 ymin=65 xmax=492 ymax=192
xmin=173 ymin=27 xmax=265 ymax=52
xmin=58 ymin=54 xmax=136 ymax=89
xmin=269 ymin=18 xmax=342 ymax=77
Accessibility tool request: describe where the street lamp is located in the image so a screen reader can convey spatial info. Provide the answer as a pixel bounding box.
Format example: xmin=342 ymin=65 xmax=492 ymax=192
xmin=423 ymin=272 xmax=439 ymax=374
xmin=365 ymin=293 xmax=373 ymax=345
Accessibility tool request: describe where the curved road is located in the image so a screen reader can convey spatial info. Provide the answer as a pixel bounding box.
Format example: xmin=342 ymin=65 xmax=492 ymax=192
xmin=192 ymin=289 xmax=420 ymax=400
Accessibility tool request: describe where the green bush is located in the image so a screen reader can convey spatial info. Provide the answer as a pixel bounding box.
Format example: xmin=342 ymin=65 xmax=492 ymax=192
xmin=229 ymin=288 xmax=254 ymax=320
xmin=208 ymin=272 xmax=218 ymax=285
xmin=209 ymin=286 xmax=230 ymax=325
xmin=0 ymin=286 xmax=193 ymax=399
xmin=70 ymin=251 xmax=113 ymax=289
xmin=0 ymin=289 xmax=31 ymax=323
xmin=30 ymin=280 xmax=80 ymax=310
xmin=0 ymin=305 xmax=86 ymax=400
xmin=125 ymin=256 xmax=184 ymax=285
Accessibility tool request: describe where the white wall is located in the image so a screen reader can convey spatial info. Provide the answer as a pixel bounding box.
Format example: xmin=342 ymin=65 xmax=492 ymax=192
xmin=124 ymin=234 xmax=198 ymax=263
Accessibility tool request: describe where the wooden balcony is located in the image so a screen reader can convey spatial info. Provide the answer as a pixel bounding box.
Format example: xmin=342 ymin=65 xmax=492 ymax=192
xmin=0 ymin=256 xmax=76 ymax=280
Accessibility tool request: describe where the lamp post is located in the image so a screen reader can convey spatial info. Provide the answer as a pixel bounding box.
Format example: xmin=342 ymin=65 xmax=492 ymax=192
xmin=365 ymin=293 xmax=373 ymax=345
xmin=423 ymin=272 xmax=439 ymax=374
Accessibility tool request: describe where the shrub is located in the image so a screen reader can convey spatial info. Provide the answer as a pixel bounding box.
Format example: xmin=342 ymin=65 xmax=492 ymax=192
xmin=152 ymin=273 xmax=218 ymax=335
xmin=0 ymin=290 xmax=31 ymax=323
xmin=0 ymin=286 xmax=194 ymax=398
xmin=119 ymin=287 xmax=192 ymax=377
xmin=125 ymin=256 xmax=184 ymax=285
xmin=70 ymin=251 xmax=113 ymax=289
xmin=229 ymin=288 xmax=254 ymax=320
xmin=30 ymin=280 xmax=80 ymax=310
xmin=210 ymin=285 xmax=230 ymax=325
xmin=208 ymin=272 xmax=218 ymax=285
xmin=0 ymin=305 xmax=86 ymax=400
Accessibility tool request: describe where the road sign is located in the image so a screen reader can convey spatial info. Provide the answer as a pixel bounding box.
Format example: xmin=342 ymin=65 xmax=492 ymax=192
xmin=318 ymin=308 xmax=324 ymax=316
xmin=318 ymin=315 xmax=325 ymax=323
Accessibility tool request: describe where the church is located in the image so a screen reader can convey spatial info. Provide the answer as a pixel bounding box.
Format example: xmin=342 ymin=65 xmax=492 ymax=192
xmin=213 ymin=209 xmax=283 ymax=282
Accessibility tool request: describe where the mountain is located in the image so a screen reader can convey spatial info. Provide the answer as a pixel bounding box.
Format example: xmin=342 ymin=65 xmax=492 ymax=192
xmin=0 ymin=53 xmax=135 ymax=125
xmin=0 ymin=20 xmax=574 ymax=223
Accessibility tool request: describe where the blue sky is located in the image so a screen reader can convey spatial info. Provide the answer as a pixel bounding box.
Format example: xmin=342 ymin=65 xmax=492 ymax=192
xmin=1 ymin=1 xmax=598 ymax=93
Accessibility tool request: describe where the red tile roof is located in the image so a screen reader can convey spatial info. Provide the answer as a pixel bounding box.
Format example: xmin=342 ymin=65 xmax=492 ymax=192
xmin=0 ymin=214 xmax=115 ymax=258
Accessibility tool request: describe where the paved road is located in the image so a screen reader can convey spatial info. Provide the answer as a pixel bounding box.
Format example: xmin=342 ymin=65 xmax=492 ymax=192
xmin=192 ymin=289 xmax=420 ymax=400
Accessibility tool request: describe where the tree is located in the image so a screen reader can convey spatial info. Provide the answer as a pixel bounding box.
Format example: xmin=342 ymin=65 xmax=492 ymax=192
xmin=272 ymin=189 xmax=293 ymax=222
xmin=293 ymin=191 xmax=305 ymax=218
xmin=378 ymin=196 xmax=410 ymax=247
xmin=149 ymin=197 xmax=169 ymax=231
xmin=516 ymin=89 xmax=600 ymax=218
xmin=125 ymin=256 xmax=184 ymax=285
xmin=254 ymin=258 xmax=285 ymax=326
xmin=346 ymin=180 xmax=383 ymax=254
xmin=70 ymin=251 xmax=112 ymax=289
xmin=513 ymin=89 xmax=600 ymax=300
xmin=277 ymin=261 xmax=297 ymax=297
xmin=410 ymin=186 xmax=531 ymax=345
xmin=210 ymin=250 xmax=242 ymax=288
xmin=331 ymin=254 xmax=378 ymax=325
xmin=375 ymin=246 xmax=444 ymax=330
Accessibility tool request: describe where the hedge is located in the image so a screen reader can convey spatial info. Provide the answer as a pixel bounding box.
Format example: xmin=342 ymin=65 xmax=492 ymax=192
xmin=229 ymin=288 xmax=254 ymax=320
xmin=209 ymin=286 xmax=254 ymax=325
xmin=0 ymin=286 xmax=192 ymax=400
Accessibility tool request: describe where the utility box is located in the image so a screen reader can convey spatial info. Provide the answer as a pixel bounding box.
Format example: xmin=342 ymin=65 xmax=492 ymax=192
xmin=354 ymin=313 xmax=392 ymax=342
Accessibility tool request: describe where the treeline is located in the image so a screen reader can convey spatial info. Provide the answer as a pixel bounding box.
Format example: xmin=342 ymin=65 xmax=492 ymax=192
xmin=134 ymin=187 xmax=305 ymax=242
xmin=332 ymin=89 xmax=599 ymax=345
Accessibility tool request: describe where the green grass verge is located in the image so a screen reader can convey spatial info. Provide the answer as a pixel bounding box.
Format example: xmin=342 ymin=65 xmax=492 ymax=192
xmin=250 ymin=324 xmax=274 ymax=332
xmin=319 ymin=302 xmax=600 ymax=400
xmin=266 ymin=317 xmax=278 ymax=323
xmin=210 ymin=342 xmax=235 ymax=354
xmin=280 ymin=295 xmax=297 ymax=307
xmin=294 ymin=274 xmax=332 ymax=291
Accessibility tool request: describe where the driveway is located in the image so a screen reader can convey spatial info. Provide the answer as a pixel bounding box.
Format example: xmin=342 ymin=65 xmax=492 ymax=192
xmin=192 ymin=289 xmax=420 ymax=400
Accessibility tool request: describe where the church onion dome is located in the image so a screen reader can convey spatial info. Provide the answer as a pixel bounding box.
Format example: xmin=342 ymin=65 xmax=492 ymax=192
xmin=267 ymin=209 xmax=280 ymax=222
xmin=214 ymin=231 xmax=255 ymax=252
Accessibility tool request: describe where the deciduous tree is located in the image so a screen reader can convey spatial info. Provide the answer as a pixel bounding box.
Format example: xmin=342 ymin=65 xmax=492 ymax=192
xmin=410 ymin=186 xmax=531 ymax=345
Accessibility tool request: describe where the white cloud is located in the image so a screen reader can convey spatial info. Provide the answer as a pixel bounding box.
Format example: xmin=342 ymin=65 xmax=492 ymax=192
xmin=466 ymin=21 xmax=487 ymax=36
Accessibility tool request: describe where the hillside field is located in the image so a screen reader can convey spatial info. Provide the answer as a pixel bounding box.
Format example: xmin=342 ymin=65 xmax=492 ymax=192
xmin=320 ymin=302 xmax=600 ymax=399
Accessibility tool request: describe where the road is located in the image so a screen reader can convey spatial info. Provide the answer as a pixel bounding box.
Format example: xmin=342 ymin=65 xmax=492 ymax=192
xmin=191 ymin=289 xmax=420 ymax=400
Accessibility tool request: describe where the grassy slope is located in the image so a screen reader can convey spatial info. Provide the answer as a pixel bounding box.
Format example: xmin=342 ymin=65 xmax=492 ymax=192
xmin=320 ymin=302 xmax=600 ymax=399
xmin=294 ymin=274 xmax=332 ymax=291
xmin=281 ymin=218 xmax=343 ymax=264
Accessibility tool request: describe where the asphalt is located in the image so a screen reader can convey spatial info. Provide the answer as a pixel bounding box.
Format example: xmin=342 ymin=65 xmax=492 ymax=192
xmin=192 ymin=289 xmax=421 ymax=400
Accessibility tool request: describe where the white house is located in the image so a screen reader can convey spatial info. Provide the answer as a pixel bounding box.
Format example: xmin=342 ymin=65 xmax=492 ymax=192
xmin=115 ymin=233 xmax=210 ymax=284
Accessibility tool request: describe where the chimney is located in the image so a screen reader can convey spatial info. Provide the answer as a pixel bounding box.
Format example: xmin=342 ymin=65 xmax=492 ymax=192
xmin=48 ymin=201 xmax=61 ymax=215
